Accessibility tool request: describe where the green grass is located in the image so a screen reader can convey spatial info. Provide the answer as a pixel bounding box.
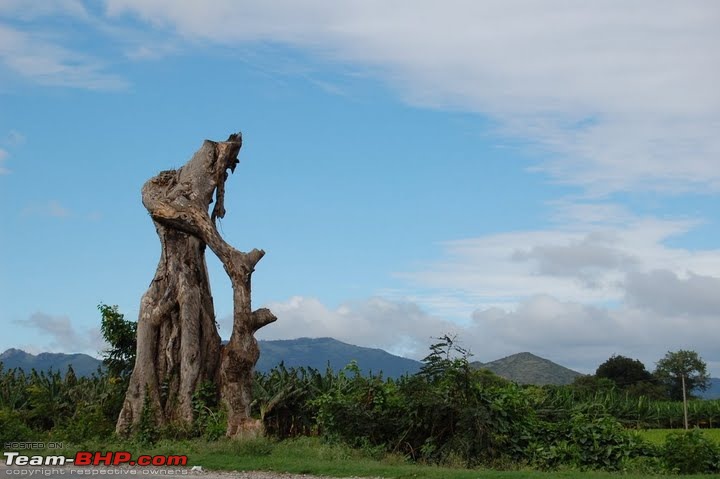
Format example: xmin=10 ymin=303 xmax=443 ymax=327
xmin=636 ymin=428 xmax=720 ymax=445
xmin=56 ymin=436 xmax=712 ymax=479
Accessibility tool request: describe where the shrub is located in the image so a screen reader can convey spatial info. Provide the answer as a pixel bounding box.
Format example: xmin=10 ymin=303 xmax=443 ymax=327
xmin=315 ymin=336 xmax=537 ymax=467
xmin=192 ymin=380 xmax=226 ymax=440
xmin=136 ymin=388 xmax=159 ymax=445
xmin=662 ymin=428 xmax=720 ymax=474
xmin=0 ymin=408 xmax=34 ymax=444
xmin=314 ymin=363 xmax=404 ymax=449
xmin=54 ymin=404 xmax=115 ymax=444
xmin=530 ymin=413 xmax=650 ymax=471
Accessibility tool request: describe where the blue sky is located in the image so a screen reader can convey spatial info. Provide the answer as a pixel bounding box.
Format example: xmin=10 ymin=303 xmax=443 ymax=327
xmin=1 ymin=1 xmax=719 ymax=376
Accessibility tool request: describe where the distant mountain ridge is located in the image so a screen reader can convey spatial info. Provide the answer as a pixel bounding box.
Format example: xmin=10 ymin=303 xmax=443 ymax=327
xmin=257 ymin=337 xmax=422 ymax=377
xmin=472 ymin=352 xmax=582 ymax=386
xmin=699 ymin=377 xmax=720 ymax=399
xmin=0 ymin=339 xmax=422 ymax=379
xmin=3 ymin=342 xmax=717 ymax=392
xmin=0 ymin=348 xmax=102 ymax=377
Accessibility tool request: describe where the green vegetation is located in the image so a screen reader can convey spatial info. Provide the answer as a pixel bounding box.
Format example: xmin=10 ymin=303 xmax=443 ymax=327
xmin=533 ymin=387 xmax=720 ymax=429
xmin=597 ymin=355 xmax=653 ymax=388
xmin=0 ymin=366 xmax=123 ymax=444
xmin=656 ymin=350 xmax=710 ymax=402
xmin=2 ymin=306 xmax=720 ymax=475
xmin=662 ymin=429 xmax=720 ymax=474
xmin=23 ymin=436 xmax=708 ymax=479
xmin=595 ymin=355 xmax=665 ymax=400
xmin=638 ymin=428 xmax=720 ymax=445
xmin=655 ymin=350 xmax=711 ymax=430
xmin=98 ymin=303 xmax=137 ymax=380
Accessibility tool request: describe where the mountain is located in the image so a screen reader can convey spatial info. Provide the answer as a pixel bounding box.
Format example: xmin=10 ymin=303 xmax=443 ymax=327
xmin=0 ymin=348 xmax=102 ymax=377
xmin=0 ymin=339 xmax=423 ymax=379
xmin=698 ymin=377 xmax=720 ymax=399
xmin=471 ymin=352 xmax=582 ymax=386
xmin=256 ymin=337 xmax=422 ymax=378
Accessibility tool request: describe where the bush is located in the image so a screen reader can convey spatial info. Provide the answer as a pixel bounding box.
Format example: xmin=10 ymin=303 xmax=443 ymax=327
xmin=136 ymin=389 xmax=159 ymax=445
xmin=530 ymin=413 xmax=650 ymax=471
xmin=192 ymin=380 xmax=226 ymax=440
xmin=255 ymin=364 xmax=327 ymax=439
xmin=54 ymin=404 xmax=115 ymax=444
xmin=662 ymin=428 xmax=720 ymax=474
xmin=314 ymin=363 xmax=405 ymax=450
xmin=315 ymin=336 xmax=537 ymax=467
xmin=0 ymin=408 xmax=34 ymax=444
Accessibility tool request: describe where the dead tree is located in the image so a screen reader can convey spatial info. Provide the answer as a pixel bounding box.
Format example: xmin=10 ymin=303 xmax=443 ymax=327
xmin=116 ymin=133 xmax=276 ymax=438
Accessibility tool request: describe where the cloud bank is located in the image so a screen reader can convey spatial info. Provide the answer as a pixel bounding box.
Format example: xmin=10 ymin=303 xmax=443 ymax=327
xmin=14 ymin=312 xmax=105 ymax=355
xmin=103 ymin=0 xmax=720 ymax=194
xmin=255 ymin=209 xmax=720 ymax=375
xmin=0 ymin=2 xmax=127 ymax=90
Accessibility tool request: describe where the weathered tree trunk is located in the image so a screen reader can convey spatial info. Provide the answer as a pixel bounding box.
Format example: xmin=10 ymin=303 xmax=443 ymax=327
xmin=116 ymin=133 xmax=276 ymax=438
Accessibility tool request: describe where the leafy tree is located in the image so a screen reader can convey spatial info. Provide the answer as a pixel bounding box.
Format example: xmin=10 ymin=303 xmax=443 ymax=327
xmin=570 ymin=374 xmax=616 ymax=397
xmin=655 ymin=350 xmax=709 ymax=429
xmin=98 ymin=303 xmax=137 ymax=379
xmin=596 ymin=354 xmax=653 ymax=389
xmin=623 ymin=380 xmax=667 ymax=401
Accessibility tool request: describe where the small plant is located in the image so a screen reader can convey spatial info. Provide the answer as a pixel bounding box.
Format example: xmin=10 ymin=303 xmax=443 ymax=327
xmin=662 ymin=428 xmax=720 ymax=474
xmin=230 ymin=436 xmax=275 ymax=456
xmin=192 ymin=380 xmax=226 ymax=440
xmin=136 ymin=387 xmax=159 ymax=445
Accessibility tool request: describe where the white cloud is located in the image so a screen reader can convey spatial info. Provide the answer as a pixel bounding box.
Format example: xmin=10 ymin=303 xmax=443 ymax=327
xmin=396 ymin=212 xmax=719 ymax=316
xmin=255 ymin=293 xmax=720 ymax=376
xmin=0 ymin=129 xmax=25 ymax=174
xmin=0 ymin=23 xmax=127 ymax=90
xmin=511 ymin=232 xmax=637 ymax=288
xmin=0 ymin=148 xmax=9 ymax=174
xmin=0 ymin=0 xmax=90 ymax=20
xmin=103 ymin=0 xmax=720 ymax=193
xmin=367 ymin=207 xmax=720 ymax=375
xmin=21 ymin=200 xmax=72 ymax=218
xmin=123 ymin=43 xmax=178 ymax=61
xmin=547 ymin=201 xmax=637 ymax=227
xmin=625 ymin=270 xmax=720 ymax=317
xmin=14 ymin=312 xmax=106 ymax=355
xmin=254 ymin=296 xmax=458 ymax=359
xmin=470 ymin=296 xmax=720 ymax=375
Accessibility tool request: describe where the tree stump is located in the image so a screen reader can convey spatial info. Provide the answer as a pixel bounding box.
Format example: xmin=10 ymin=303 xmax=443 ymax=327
xmin=116 ymin=133 xmax=276 ymax=438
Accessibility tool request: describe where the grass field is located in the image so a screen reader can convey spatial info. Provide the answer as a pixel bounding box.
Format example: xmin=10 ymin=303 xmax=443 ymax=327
xmin=636 ymin=428 xmax=720 ymax=445
xmin=60 ymin=436 xmax=715 ymax=479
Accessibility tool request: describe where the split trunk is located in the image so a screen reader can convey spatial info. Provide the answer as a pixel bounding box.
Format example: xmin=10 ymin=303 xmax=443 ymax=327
xmin=116 ymin=133 xmax=276 ymax=438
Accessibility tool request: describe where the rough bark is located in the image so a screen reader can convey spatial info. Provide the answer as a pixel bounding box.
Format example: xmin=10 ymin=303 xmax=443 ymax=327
xmin=116 ymin=133 xmax=276 ymax=438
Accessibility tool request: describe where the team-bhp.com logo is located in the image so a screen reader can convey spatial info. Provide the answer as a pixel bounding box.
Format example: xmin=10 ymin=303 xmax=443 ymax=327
xmin=4 ymin=452 xmax=188 ymax=467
